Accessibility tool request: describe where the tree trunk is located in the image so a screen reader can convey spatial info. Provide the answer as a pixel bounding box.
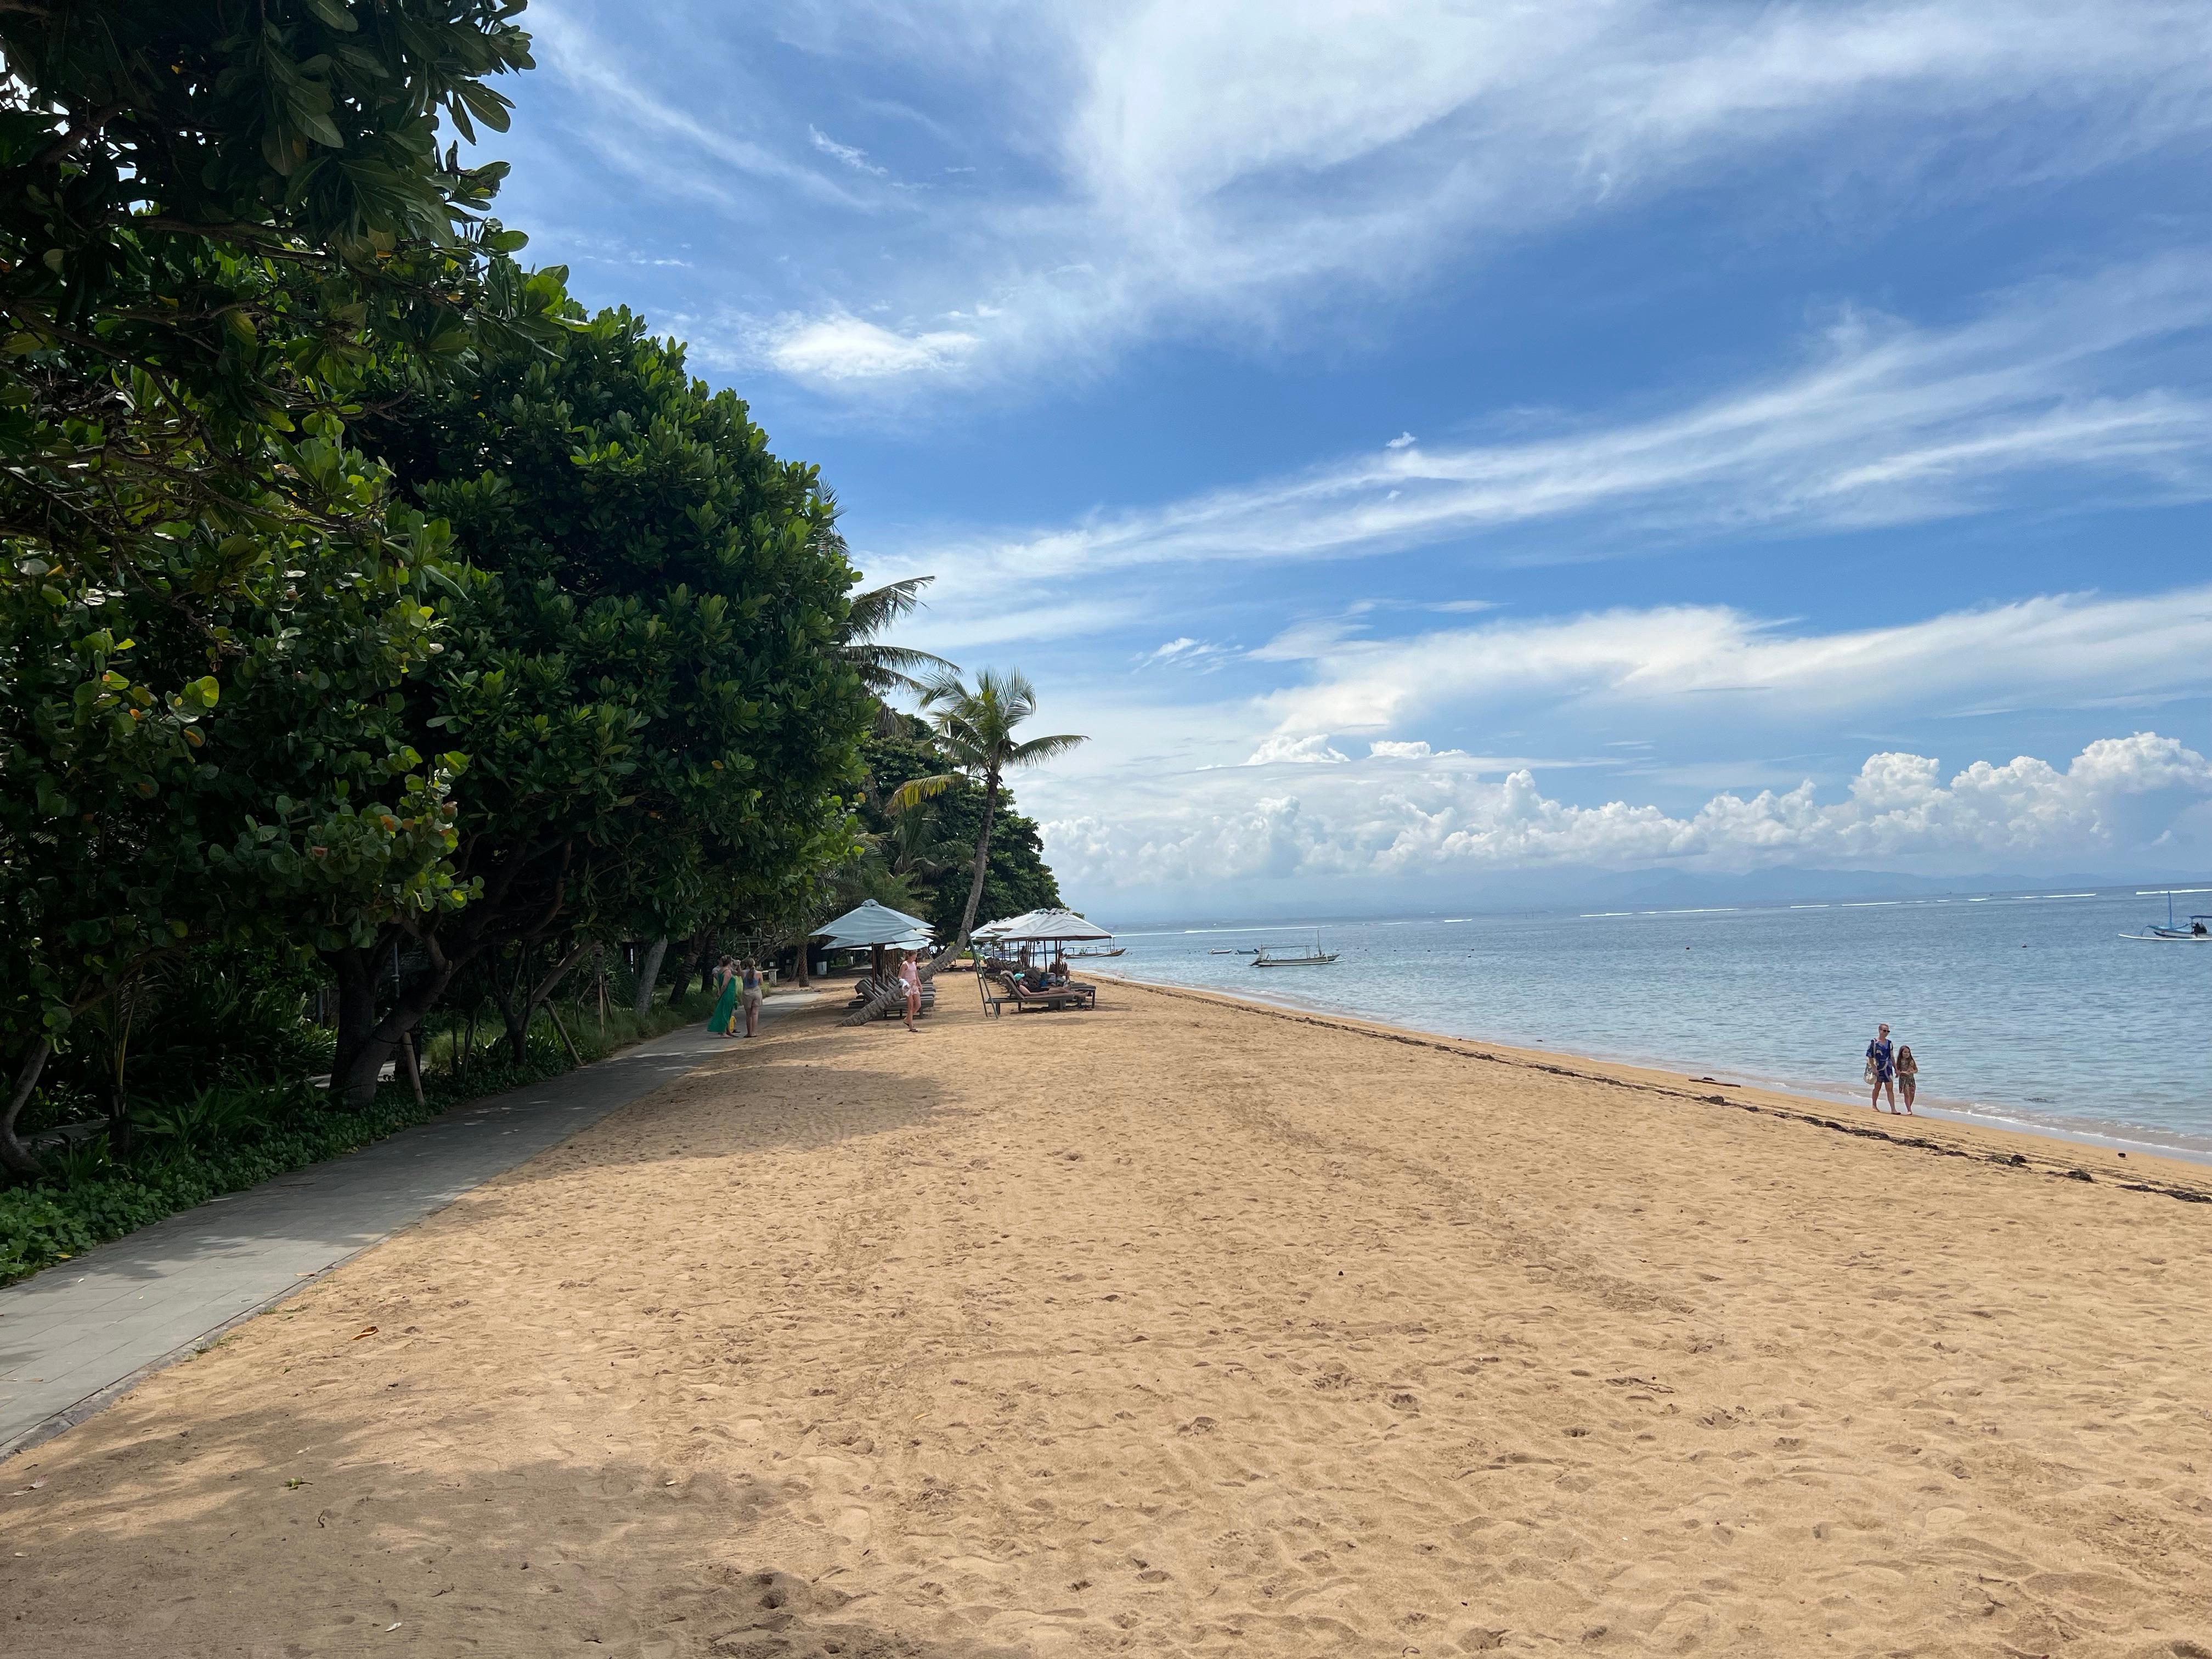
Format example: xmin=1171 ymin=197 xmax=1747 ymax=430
xmin=327 ymin=941 xmax=462 ymax=1109
xmin=329 ymin=945 xmax=383 ymax=1105
xmin=495 ymin=942 xmax=592 ymax=1065
xmin=939 ymin=771 xmax=1001 ymax=966
xmin=0 ymin=1041 xmax=53 ymax=1180
xmin=632 ymin=935 xmax=668 ymax=1018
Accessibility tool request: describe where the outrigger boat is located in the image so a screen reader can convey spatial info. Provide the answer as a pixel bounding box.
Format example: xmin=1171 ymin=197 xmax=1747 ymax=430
xmin=2120 ymin=891 xmax=2212 ymax=941
xmin=1251 ymin=932 xmax=1338 ymax=967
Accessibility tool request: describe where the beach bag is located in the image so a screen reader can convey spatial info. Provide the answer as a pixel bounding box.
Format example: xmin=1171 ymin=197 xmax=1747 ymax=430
xmin=1863 ymin=1056 xmax=1878 ymax=1085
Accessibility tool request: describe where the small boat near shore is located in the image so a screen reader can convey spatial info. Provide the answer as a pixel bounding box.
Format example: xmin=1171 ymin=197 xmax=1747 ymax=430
xmin=2121 ymin=891 xmax=2212 ymax=941
xmin=1252 ymin=933 xmax=1338 ymax=967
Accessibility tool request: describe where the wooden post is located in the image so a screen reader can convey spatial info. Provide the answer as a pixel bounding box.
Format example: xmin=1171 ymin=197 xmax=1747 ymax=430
xmin=400 ymin=1029 xmax=426 ymax=1108
xmin=544 ymin=1000 xmax=586 ymax=1068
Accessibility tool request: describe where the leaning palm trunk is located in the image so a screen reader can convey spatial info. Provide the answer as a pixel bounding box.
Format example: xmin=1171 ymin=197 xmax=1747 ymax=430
xmin=838 ymin=955 xmax=940 ymax=1026
xmin=936 ymin=773 xmax=1001 ymax=967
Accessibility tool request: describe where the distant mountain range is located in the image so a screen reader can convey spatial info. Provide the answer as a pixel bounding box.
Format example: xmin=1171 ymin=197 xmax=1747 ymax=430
xmin=1099 ymin=865 xmax=2212 ymax=929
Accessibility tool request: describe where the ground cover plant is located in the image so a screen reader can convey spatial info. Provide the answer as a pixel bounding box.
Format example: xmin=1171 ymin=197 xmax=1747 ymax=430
xmin=0 ymin=986 xmax=711 ymax=1286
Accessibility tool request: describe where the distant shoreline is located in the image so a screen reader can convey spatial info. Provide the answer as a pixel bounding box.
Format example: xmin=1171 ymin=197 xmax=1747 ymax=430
xmin=1099 ymin=970 xmax=2212 ymax=1181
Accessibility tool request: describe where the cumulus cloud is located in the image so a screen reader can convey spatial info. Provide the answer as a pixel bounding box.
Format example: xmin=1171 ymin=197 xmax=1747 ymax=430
xmin=1244 ymin=733 xmax=1350 ymax=766
xmin=1043 ymin=733 xmax=2212 ymax=891
xmin=1368 ymin=740 xmax=1435 ymax=759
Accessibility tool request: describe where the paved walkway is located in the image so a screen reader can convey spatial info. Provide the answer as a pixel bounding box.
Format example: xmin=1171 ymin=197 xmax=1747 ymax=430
xmin=0 ymin=994 xmax=821 ymax=1459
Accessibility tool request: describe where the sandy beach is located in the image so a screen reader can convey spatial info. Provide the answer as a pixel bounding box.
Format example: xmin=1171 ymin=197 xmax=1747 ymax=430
xmin=5 ymin=976 xmax=2210 ymax=1657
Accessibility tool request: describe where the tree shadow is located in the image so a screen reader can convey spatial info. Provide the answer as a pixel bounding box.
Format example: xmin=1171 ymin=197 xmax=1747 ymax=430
xmin=3 ymin=1395 xmax=1018 ymax=1655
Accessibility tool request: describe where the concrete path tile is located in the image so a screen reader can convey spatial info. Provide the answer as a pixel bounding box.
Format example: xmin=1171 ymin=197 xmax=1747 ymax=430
xmin=0 ymin=994 xmax=821 ymax=1459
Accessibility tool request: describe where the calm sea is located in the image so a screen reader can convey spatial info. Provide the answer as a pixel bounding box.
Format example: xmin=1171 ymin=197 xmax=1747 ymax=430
xmin=1105 ymin=887 xmax=2212 ymax=1160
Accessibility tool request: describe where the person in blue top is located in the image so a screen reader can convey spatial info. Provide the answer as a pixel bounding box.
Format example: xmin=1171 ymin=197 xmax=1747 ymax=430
xmin=1866 ymin=1023 xmax=1897 ymax=1113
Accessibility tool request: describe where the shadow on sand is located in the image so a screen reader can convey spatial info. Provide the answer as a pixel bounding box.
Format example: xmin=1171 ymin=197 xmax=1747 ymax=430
xmin=6 ymin=1397 xmax=1013 ymax=1656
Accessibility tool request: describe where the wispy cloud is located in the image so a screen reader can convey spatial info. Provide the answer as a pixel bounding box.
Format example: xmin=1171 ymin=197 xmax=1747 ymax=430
xmin=1254 ymin=584 xmax=2212 ymax=738
xmin=809 ymin=125 xmax=889 ymax=176
xmin=874 ymin=260 xmax=2212 ymax=641
xmin=758 ymin=313 xmax=980 ymax=380
xmin=515 ymin=1 xmax=2212 ymax=395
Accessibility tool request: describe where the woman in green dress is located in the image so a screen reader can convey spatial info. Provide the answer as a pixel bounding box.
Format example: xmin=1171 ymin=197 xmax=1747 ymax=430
xmin=706 ymin=956 xmax=740 ymax=1036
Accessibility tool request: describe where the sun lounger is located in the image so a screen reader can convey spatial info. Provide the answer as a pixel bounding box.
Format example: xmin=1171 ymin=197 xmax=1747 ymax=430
xmin=995 ymin=972 xmax=1095 ymax=1012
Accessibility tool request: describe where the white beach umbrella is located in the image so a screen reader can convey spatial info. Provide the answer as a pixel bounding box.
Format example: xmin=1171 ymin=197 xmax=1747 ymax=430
xmin=813 ymin=899 xmax=934 ymax=947
xmin=990 ymin=908 xmax=1114 ymax=943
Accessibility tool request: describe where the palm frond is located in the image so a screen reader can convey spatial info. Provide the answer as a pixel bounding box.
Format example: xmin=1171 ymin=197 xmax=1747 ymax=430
xmin=846 ymin=577 xmax=934 ymax=642
xmin=1006 ymin=732 xmax=1088 ymax=768
xmin=888 ymin=771 xmax=962 ymax=811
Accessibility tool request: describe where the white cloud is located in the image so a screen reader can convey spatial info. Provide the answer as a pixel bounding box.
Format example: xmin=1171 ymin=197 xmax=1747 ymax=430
xmin=1138 ymin=636 xmax=1231 ymax=670
xmin=1386 ymin=432 xmax=1418 ymax=449
xmin=760 ymin=313 xmax=980 ymax=380
xmin=526 ymin=2 xmax=2212 ymax=394
xmin=528 ymin=12 xmax=864 ymax=208
xmin=879 ymin=257 xmax=2212 ymax=618
xmin=810 ymin=125 xmax=889 ymax=176
xmin=1257 ymin=584 xmax=2212 ymax=738
xmin=1043 ymin=732 xmax=2212 ymax=890
xmin=1369 ymin=740 xmax=1434 ymax=759
xmin=1244 ymin=733 xmax=1350 ymax=766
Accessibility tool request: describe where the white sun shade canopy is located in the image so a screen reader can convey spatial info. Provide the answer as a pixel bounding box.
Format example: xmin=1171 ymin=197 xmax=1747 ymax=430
xmin=814 ymin=899 xmax=935 ymax=947
xmin=975 ymin=908 xmax=1113 ymax=943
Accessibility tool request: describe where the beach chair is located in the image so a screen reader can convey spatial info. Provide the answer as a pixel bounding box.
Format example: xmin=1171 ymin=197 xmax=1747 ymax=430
xmin=977 ymin=970 xmax=1012 ymax=1018
xmin=996 ymin=971 xmax=1096 ymax=1012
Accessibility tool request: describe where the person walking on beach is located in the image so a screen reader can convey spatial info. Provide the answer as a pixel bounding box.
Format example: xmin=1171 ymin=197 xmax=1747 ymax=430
xmin=1865 ymin=1022 xmax=1897 ymax=1113
xmin=739 ymin=958 xmax=764 ymax=1039
xmin=898 ymin=950 xmax=922 ymax=1032
xmin=1895 ymin=1043 xmax=1917 ymax=1115
xmin=707 ymin=956 xmax=739 ymax=1037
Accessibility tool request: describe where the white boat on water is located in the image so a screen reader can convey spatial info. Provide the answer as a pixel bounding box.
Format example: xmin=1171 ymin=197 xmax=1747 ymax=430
xmin=2120 ymin=891 xmax=2212 ymax=941
xmin=1252 ymin=932 xmax=1339 ymax=967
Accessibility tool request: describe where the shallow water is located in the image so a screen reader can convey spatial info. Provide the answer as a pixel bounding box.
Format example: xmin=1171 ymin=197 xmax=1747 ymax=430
xmin=1105 ymin=886 xmax=2212 ymax=1159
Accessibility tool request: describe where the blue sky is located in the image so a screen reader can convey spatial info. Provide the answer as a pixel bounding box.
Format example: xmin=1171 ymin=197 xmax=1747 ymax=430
xmin=483 ymin=1 xmax=2212 ymax=913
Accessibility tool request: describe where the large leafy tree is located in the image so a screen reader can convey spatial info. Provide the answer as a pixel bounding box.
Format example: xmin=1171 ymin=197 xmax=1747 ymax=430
xmin=0 ymin=450 xmax=468 ymax=1173
xmin=0 ymin=0 xmax=544 ymax=591
xmin=890 ymin=670 xmax=1085 ymax=956
xmin=0 ymin=2 xmax=548 ymax=1163
xmin=323 ymin=293 xmax=874 ymax=1102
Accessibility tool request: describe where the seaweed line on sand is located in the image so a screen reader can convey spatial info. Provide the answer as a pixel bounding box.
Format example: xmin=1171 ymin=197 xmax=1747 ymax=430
xmin=1103 ymin=976 xmax=2212 ymax=1206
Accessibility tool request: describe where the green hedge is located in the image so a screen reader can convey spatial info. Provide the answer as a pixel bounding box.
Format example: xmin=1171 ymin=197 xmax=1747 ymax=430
xmin=0 ymin=994 xmax=710 ymax=1286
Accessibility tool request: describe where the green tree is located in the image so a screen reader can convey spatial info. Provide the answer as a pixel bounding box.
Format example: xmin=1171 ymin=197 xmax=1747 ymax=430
xmin=0 ymin=0 xmax=546 ymax=595
xmin=0 ymin=462 xmax=467 ymax=1173
xmin=890 ymin=670 xmax=1085 ymax=956
xmin=0 ymin=1 xmax=547 ymax=1169
xmin=324 ymin=293 xmax=873 ymax=1102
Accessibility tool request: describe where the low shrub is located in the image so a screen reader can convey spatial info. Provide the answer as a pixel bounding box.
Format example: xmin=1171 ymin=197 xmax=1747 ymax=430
xmin=0 ymin=991 xmax=711 ymax=1286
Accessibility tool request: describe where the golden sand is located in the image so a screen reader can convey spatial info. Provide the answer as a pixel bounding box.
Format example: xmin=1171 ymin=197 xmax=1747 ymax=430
xmin=5 ymin=977 xmax=2210 ymax=1656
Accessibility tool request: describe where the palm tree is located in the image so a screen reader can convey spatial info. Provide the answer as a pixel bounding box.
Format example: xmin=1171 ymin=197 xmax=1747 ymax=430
xmin=820 ymin=524 xmax=957 ymax=727
xmin=891 ymin=669 xmax=1087 ymax=958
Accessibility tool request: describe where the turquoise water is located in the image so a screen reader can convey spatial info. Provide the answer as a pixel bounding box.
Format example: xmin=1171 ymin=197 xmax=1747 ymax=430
xmin=1108 ymin=887 xmax=2212 ymax=1159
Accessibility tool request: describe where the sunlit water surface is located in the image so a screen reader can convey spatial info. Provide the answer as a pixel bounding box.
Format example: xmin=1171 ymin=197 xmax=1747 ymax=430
xmin=1099 ymin=888 xmax=2212 ymax=1160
